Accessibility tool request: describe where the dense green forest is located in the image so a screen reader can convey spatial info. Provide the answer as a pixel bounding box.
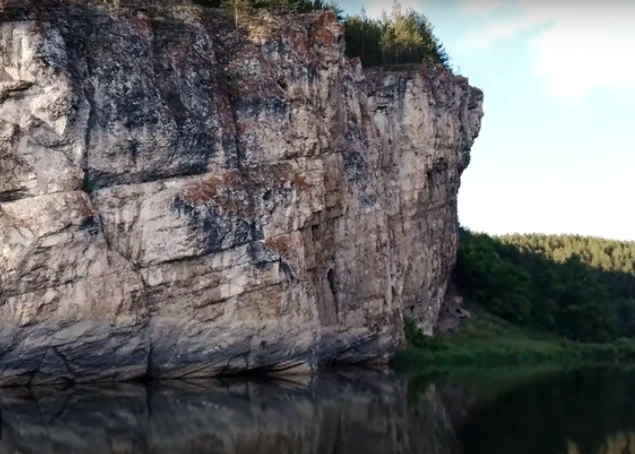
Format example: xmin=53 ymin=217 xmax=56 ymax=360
xmin=454 ymin=228 xmax=635 ymax=343
xmin=196 ymin=0 xmax=450 ymax=68
xmin=343 ymin=3 xmax=450 ymax=68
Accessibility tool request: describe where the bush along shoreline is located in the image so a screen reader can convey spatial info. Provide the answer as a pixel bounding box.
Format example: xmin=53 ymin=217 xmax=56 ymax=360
xmin=395 ymin=312 xmax=635 ymax=370
xmin=395 ymin=228 xmax=635 ymax=370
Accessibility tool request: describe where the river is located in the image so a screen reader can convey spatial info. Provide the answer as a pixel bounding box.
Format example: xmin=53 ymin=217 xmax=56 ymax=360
xmin=1 ymin=366 xmax=635 ymax=453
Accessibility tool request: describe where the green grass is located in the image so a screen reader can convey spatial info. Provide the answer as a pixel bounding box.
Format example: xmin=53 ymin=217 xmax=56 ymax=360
xmin=393 ymin=304 xmax=635 ymax=371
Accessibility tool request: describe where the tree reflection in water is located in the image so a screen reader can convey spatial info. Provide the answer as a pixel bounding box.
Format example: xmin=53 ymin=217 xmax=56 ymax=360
xmin=449 ymin=367 xmax=635 ymax=454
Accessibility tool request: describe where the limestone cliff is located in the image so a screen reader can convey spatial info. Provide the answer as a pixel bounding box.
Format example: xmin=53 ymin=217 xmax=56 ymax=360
xmin=0 ymin=1 xmax=483 ymax=385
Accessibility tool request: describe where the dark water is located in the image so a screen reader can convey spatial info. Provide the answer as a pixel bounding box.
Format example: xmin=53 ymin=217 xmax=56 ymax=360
xmin=2 ymin=367 xmax=635 ymax=453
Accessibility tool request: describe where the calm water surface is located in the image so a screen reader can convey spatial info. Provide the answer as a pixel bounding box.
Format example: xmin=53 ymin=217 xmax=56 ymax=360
xmin=2 ymin=367 xmax=635 ymax=453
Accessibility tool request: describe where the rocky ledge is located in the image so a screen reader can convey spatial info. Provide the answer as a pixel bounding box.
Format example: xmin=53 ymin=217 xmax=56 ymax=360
xmin=0 ymin=1 xmax=483 ymax=385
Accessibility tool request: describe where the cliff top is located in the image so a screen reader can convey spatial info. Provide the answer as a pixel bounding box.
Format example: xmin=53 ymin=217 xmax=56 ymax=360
xmin=0 ymin=0 xmax=480 ymax=92
xmin=0 ymin=0 xmax=341 ymax=47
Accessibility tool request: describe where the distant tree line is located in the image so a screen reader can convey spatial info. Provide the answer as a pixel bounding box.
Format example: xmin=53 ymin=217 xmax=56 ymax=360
xmin=454 ymin=228 xmax=635 ymax=343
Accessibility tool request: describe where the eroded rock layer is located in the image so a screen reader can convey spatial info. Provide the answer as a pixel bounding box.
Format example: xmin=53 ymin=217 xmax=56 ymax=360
xmin=0 ymin=1 xmax=483 ymax=384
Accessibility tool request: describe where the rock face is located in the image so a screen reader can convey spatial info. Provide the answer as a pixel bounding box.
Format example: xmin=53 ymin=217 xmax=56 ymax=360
xmin=0 ymin=1 xmax=483 ymax=384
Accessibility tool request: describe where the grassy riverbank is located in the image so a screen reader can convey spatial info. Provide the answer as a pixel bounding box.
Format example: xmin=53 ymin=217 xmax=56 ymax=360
xmin=393 ymin=227 xmax=635 ymax=372
xmin=393 ymin=305 xmax=635 ymax=371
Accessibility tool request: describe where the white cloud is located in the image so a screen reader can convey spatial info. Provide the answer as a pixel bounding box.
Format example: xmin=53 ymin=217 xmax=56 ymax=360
xmin=460 ymin=0 xmax=508 ymax=17
xmin=456 ymin=15 xmax=546 ymax=50
xmin=456 ymin=0 xmax=635 ymax=98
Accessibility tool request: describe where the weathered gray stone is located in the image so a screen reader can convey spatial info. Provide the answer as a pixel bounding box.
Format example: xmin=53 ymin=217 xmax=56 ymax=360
xmin=0 ymin=372 xmax=461 ymax=453
xmin=0 ymin=1 xmax=483 ymax=383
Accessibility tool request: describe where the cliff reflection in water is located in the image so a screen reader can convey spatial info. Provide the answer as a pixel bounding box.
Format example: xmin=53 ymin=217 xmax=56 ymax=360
xmin=7 ymin=366 xmax=635 ymax=454
xmin=0 ymin=371 xmax=460 ymax=454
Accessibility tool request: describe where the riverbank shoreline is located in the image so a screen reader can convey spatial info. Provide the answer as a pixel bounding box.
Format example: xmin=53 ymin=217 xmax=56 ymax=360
xmin=393 ymin=305 xmax=635 ymax=371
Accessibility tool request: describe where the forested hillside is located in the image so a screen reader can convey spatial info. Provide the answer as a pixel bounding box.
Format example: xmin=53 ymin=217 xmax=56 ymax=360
xmin=454 ymin=228 xmax=635 ymax=342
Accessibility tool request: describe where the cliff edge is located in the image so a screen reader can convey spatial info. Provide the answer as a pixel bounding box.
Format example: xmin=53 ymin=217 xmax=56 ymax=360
xmin=0 ymin=1 xmax=483 ymax=385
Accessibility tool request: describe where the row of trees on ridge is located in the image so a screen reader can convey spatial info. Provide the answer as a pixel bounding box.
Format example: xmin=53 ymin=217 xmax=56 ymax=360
xmin=343 ymin=3 xmax=450 ymax=68
xmin=196 ymin=0 xmax=451 ymax=68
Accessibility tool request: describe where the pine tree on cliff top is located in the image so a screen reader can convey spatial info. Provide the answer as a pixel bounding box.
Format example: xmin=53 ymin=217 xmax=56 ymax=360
xmin=344 ymin=0 xmax=451 ymax=68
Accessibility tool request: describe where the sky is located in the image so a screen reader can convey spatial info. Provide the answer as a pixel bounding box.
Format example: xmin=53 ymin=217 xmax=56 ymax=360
xmin=339 ymin=0 xmax=635 ymax=241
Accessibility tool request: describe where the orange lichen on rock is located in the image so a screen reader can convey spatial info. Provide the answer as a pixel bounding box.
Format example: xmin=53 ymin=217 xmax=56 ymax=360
xmin=309 ymin=11 xmax=343 ymax=46
xmin=312 ymin=28 xmax=335 ymax=46
xmin=182 ymin=171 xmax=243 ymax=205
xmin=183 ymin=175 xmax=223 ymax=204
xmin=264 ymin=234 xmax=293 ymax=259
xmin=221 ymin=169 xmax=242 ymax=186
xmin=313 ymin=11 xmax=338 ymax=28
xmin=293 ymin=173 xmax=309 ymax=191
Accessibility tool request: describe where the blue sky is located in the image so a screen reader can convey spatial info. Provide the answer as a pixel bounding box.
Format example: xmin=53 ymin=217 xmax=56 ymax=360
xmin=339 ymin=0 xmax=635 ymax=241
